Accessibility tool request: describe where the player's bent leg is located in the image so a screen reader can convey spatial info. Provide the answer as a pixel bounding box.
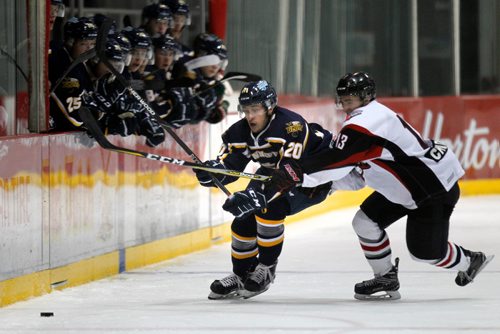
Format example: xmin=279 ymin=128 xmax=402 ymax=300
xmin=209 ymin=216 xmax=258 ymax=300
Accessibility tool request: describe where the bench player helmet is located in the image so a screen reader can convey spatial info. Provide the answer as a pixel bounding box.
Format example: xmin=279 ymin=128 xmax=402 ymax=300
xmin=193 ymin=33 xmax=227 ymax=60
xmin=162 ymin=0 xmax=191 ymax=26
xmin=64 ymin=17 xmax=98 ymax=47
xmin=153 ymin=35 xmax=179 ymax=52
xmin=238 ymin=80 xmax=278 ymax=112
xmin=336 ymin=72 xmax=376 ymax=101
xmin=142 ymin=3 xmax=173 ymax=27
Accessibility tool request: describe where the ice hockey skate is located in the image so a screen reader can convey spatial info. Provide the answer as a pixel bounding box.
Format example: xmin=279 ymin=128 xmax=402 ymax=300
xmin=208 ymin=273 xmax=246 ymax=300
xmin=239 ymin=262 xmax=277 ymax=299
xmin=455 ymin=250 xmax=494 ymax=286
xmin=354 ymin=258 xmax=401 ymax=300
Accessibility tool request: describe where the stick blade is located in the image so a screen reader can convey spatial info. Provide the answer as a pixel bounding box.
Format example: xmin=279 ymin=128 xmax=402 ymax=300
xmin=223 ymin=72 xmax=262 ymax=82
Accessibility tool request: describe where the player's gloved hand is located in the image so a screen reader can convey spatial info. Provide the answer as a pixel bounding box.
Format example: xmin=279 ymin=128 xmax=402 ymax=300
xmin=205 ymin=100 xmax=229 ymax=124
xmin=105 ymin=97 xmax=141 ymax=136
xmin=222 ymin=187 xmax=267 ymax=218
xmin=193 ymin=88 xmax=218 ymax=119
xmin=193 ymin=160 xmax=227 ymax=187
xmin=138 ymin=112 xmax=165 ymax=147
xmin=270 ymin=159 xmax=304 ymax=194
xmin=164 ymin=88 xmax=199 ymax=128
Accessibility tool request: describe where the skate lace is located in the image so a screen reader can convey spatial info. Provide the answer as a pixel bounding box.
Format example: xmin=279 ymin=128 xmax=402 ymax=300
xmin=361 ymin=276 xmax=393 ymax=287
xmin=219 ymin=274 xmax=244 ymax=289
xmin=249 ymin=264 xmax=274 ymax=284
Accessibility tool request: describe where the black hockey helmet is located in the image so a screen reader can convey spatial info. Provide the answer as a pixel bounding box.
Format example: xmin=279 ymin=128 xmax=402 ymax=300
xmin=162 ymin=0 xmax=191 ymax=25
xmin=336 ymin=72 xmax=376 ymax=101
xmin=238 ymin=80 xmax=278 ymax=112
xmin=104 ymin=38 xmax=125 ymax=62
xmin=64 ymin=17 xmax=98 ymax=45
xmin=121 ymin=27 xmax=152 ymax=50
xmin=142 ymin=3 xmax=173 ymax=24
xmin=193 ymin=33 xmax=227 ymax=60
xmin=112 ymin=33 xmax=132 ymax=66
xmin=152 ymin=35 xmax=178 ymax=52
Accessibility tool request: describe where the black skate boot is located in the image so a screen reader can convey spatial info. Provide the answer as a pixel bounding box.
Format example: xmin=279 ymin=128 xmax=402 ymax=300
xmin=354 ymin=258 xmax=401 ymax=300
xmin=240 ymin=262 xmax=277 ymax=299
xmin=208 ymin=273 xmax=245 ymax=300
xmin=455 ymin=250 xmax=494 ymax=287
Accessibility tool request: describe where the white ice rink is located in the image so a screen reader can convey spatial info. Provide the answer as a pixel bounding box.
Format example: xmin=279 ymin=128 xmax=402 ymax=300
xmin=1 ymin=195 xmax=499 ymax=334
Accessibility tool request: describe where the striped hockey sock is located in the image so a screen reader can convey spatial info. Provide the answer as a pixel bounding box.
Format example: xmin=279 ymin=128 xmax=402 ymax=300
xmin=434 ymin=242 xmax=470 ymax=271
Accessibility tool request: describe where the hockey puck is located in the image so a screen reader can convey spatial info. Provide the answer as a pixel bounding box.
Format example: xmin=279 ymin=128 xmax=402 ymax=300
xmin=40 ymin=312 xmax=54 ymax=317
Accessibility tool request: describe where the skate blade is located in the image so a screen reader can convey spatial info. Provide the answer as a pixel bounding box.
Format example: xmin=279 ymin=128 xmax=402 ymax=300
xmin=208 ymin=290 xmax=245 ymax=300
xmin=354 ymin=290 xmax=401 ymax=301
xmin=239 ymin=287 xmax=270 ymax=299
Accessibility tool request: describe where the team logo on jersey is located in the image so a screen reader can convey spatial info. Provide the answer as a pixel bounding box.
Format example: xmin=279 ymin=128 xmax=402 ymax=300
xmin=62 ymin=77 xmax=80 ymax=89
xmin=285 ymin=121 xmax=303 ymax=137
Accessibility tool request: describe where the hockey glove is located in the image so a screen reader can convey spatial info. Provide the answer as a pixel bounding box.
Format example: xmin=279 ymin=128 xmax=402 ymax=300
xmin=105 ymin=97 xmax=141 ymax=137
xmin=194 ymin=160 xmax=229 ymax=187
xmin=205 ymin=100 xmax=229 ymax=124
xmin=269 ymin=159 xmax=304 ymax=195
xmin=164 ymin=88 xmax=199 ymax=128
xmin=222 ymin=187 xmax=267 ymax=219
xmin=138 ymin=112 xmax=166 ymax=147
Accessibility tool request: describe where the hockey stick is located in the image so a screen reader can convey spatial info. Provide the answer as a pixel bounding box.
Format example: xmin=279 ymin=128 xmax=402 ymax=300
xmin=0 ymin=48 xmax=29 ymax=82
xmin=131 ymin=71 xmax=262 ymax=91
xmin=78 ymin=107 xmax=270 ymax=181
xmin=95 ymin=19 xmax=237 ymax=195
xmin=191 ymin=71 xmax=262 ymax=98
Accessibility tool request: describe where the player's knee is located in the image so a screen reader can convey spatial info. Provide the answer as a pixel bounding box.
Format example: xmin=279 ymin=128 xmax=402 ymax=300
xmin=352 ymin=209 xmax=382 ymax=239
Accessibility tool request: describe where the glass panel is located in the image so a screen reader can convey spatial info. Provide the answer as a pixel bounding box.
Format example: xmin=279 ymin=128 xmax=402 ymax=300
xmin=418 ymin=0 xmax=454 ymax=96
xmin=0 ymin=1 xmax=17 ymax=136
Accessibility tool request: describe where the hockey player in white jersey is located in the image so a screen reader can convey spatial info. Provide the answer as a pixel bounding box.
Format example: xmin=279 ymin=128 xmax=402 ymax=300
xmin=223 ymin=71 xmax=494 ymax=300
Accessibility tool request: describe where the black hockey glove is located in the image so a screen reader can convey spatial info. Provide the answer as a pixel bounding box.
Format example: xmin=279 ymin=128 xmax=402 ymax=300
xmin=205 ymin=100 xmax=229 ymax=124
xmin=164 ymin=88 xmax=199 ymax=128
xmin=269 ymin=159 xmax=304 ymax=194
xmin=105 ymin=97 xmax=140 ymax=137
xmin=138 ymin=112 xmax=165 ymax=147
xmin=193 ymin=88 xmax=218 ymax=121
xmin=194 ymin=160 xmax=228 ymax=187
xmin=222 ymin=187 xmax=267 ymax=219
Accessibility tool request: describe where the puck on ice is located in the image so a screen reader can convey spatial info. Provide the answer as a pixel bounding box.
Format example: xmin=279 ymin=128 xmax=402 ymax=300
xmin=40 ymin=312 xmax=54 ymax=317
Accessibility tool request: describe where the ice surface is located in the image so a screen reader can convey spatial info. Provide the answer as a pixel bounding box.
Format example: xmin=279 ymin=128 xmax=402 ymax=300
xmin=1 ymin=195 xmax=499 ymax=333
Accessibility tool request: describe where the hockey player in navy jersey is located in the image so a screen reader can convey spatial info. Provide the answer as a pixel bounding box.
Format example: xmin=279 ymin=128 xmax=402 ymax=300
xmin=49 ymin=17 xmax=97 ymax=131
xmin=194 ymin=80 xmax=363 ymax=300
xmin=225 ymin=72 xmax=494 ymax=300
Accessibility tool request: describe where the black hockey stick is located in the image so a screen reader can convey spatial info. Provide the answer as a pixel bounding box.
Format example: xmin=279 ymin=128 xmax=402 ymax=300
xmin=96 ymin=19 xmax=236 ymax=195
xmin=78 ymin=107 xmax=270 ymax=181
xmin=0 ymin=48 xmax=29 ymax=82
xmin=131 ymin=71 xmax=262 ymax=91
